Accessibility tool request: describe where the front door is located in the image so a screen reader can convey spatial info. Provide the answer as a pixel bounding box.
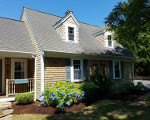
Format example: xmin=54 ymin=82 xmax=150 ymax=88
xmin=0 ymin=59 xmax=2 ymax=93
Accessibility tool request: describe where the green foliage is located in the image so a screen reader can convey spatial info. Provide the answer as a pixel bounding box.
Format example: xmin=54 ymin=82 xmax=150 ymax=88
xmin=91 ymin=71 xmax=113 ymax=93
xmin=105 ymin=0 xmax=150 ymax=75
xmin=112 ymin=82 xmax=146 ymax=95
xmin=40 ymin=82 xmax=85 ymax=109
xmin=15 ymin=93 xmax=34 ymax=104
xmin=80 ymin=71 xmax=113 ymax=103
xmin=141 ymin=95 xmax=150 ymax=107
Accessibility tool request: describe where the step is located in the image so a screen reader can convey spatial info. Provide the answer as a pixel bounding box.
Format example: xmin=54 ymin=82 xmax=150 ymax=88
xmin=0 ymin=102 xmax=12 ymax=110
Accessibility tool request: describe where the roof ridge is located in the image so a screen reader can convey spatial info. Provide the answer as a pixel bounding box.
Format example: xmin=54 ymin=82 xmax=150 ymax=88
xmin=0 ymin=17 xmax=23 ymax=23
xmin=23 ymin=7 xmax=105 ymax=28
xmin=23 ymin=7 xmax=62 ymax=19
xmin=79 ymin=22 xmax=101 ymax=28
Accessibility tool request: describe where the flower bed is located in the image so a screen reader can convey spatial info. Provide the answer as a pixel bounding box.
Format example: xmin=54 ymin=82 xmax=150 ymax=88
xmin=39 ymin=82 xmax=85 ymax=109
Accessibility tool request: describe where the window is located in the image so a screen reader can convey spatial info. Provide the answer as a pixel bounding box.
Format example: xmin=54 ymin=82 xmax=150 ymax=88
xmin=73 ymin=60 xmax=81 ymax=80
xmin=107 ymin=35 xmax=112 ymax=47
xmin=14 ymin=62 xmax=24 ymax=79
xmin=68 ymin=27 xmax=74 ymax=41
xmin=113 ymin=61 xmax=121 ymax=79
xmin=11 ymin=59 xmax=27 ymax=79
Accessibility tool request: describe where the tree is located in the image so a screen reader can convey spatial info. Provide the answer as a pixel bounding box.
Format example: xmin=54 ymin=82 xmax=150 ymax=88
xmin=105 ymin=0 xmax=150 ymax=75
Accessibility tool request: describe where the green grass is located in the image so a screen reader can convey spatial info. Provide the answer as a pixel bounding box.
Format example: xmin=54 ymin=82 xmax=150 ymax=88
xmin=13 ymin=99 xmax=150 ymax=120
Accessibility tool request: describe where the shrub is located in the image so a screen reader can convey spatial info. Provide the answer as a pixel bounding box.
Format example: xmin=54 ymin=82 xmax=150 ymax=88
xmin=111 ymin=82 xmax=147 ymax=96
xmin=80 ymin=71 xmax=113 ymax=103
xmin=80 ymin=81 xmax=99 ymax=103
xmin=39 ymin=82 xmax=85 ymax=109
xmin=91 ymin=71 xmax=113 ymax=94
xmin=15 ymin=93 xmax=34 ymax=104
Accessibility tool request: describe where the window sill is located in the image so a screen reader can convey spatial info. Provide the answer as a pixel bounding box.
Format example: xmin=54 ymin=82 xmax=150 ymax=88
xmin=72 ymin=79 xmax=84 ymax=82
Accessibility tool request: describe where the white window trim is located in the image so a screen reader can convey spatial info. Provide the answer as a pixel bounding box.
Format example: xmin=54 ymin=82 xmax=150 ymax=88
xmin=107 ymin=35 xmax=113 ymax=48
xmin=65 ymin=24 xmax=77 ymax=43
xmin=104 ymin=32 xmax=114 ymax=48
xmin=0 ymin=58 xmax=5 ymax=94
xmin=113 ymin=61 xmax=121 ymax=79
xmin=71 ymin=59 xmax=83 ymax=82
xmin=11 ymin=59 xmax=27 ymax=79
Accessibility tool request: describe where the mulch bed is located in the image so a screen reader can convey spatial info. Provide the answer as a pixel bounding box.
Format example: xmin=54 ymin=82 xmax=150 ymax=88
xmin=12 ymin=101 xmax=87 ymax=114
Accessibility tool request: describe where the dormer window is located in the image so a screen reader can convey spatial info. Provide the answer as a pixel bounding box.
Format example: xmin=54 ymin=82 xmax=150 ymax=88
xmin=107 ymin=35 xmax=112 ymax=47
xmin=68 ymin=27 xmax=74 ymax=41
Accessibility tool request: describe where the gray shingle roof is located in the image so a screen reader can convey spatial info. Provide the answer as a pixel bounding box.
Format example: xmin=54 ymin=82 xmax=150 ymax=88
xmin=24 ymin=7 xmax=133 ymax=58
xmin=0 ymin=17 xmax=35 ymax=54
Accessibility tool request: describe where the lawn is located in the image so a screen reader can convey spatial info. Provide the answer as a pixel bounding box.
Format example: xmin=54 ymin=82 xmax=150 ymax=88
xmin=13 ymin=99 xmax=150 ymax=120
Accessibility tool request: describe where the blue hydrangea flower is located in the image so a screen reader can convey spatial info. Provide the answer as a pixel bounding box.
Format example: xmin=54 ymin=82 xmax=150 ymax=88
xmin=41 ymin=98 xmax=45 ymax=103
xmin=67 ymin=93 xmax=70 ymax=96
xmin=57 ymin=91 xmax=59 ymax=93
xmin=65 ymin=89 xmax=68 ymax=91
xmin=81 ymin=93 xmax=85 ymax=96
xmin=58 ymin=88 xmax=60 ymax=90
xmin=68 ymin=96 xmax=71 ymax=98
xmin=69 ymin=82 xmax=71 ymax=84
xmin=61 ymin=106 xmax=64 ymax=109
xmin=70 ymin=93 xmax=73 ymax=96
xmin=52 ymin=97 xmax=55 ymax=101
xmin=63 ymin=97 xmax=66 ymax=99
xmin=38 ymin=104 xmax=41 ymax=107
xmin=43 ymin=92 xmax=46 ymax=95
xmin=57 ymin=97 xmax=60 ymax=100
xmin=43 ymin=103 xmax=47 ymax=107
xmin=76 ymin=100 xmax=78 ymax=103
xmin=61 ymin=103 xmax=63 ymax=106
xmin=46 ymin=89 xmax=48 ymax=91
xmin=70 ymin=99 xmax=73 ymax=103
xmin=56 ymin=106 xmax=59 ymax=108
xmin=39 ymin=95 xmax=42 ymax=98
xmin=67 ymin=102 xmax=71 ymax=106
xmin=76 ymin=94 xmax=80 ymax=98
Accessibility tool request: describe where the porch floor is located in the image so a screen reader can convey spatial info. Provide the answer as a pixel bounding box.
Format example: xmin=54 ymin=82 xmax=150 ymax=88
xmin=0 ymin=95 xmax=15 ymax=102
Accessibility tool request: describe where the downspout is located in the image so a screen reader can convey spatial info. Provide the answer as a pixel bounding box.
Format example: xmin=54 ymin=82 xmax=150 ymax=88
xmin=32 ymin=55 xmax=36 ymax=101
xmin=24 ymin=10 xmax=45 ymax=95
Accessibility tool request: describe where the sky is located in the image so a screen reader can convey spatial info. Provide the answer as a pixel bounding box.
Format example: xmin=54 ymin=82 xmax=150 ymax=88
xmin=0 ymin=0 xmax=125 ymax=27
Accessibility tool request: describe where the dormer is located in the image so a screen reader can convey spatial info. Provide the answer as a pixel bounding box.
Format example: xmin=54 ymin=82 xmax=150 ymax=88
xmin=93 ymin=28 xmax=114 ymax=48
xmin=54 ymin=10 xmax=79 ymax=43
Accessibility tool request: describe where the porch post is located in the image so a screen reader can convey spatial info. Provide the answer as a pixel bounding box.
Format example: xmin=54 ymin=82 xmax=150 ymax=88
xmin=6 ymin=79 xmax=8 ymax=97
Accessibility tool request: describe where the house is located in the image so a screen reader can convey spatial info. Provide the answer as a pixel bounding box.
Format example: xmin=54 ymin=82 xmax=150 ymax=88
xmin=0 ymin=7 xmax=134 ymax=101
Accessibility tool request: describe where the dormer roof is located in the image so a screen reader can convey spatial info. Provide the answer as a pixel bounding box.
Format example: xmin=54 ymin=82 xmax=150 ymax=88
xmin=53 ymin=9 xmax=79 ymax=29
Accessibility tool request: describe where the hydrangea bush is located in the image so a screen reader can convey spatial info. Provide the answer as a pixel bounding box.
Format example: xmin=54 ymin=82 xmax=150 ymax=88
xmin=39 ymin=82 xmax=85 ymax=109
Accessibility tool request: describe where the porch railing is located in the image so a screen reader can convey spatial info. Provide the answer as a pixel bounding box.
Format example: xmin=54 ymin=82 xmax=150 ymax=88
xmin=6 ymin=78 xmax=34 ymax=97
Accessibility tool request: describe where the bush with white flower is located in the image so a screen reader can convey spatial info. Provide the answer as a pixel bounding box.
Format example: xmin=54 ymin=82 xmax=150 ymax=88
xmin=39 ymin=82 xmax=85 ymax=109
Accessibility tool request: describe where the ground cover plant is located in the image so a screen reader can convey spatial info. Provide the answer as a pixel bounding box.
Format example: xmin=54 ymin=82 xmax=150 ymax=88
xmin=39 ymin=82 xmax=85 ymax=109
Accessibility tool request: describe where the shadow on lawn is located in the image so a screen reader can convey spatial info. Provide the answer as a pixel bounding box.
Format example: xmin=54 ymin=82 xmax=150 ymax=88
xmin=46 ymin=100 xmax=150 ymax=120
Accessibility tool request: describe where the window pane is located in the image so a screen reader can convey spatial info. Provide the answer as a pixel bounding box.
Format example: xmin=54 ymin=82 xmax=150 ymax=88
xmin=108 ymin=35 xmax=111 ymax=40
xmin=14 ymin=62 xmax=24 ymax=79
xmin=68 ymin=27 xmax=74 ymax=41
xmin=115 ymin=62 xmax=120 ymax=78
xmin=73 ymin=60 xmax=81 ymax=80
xmin=108 ymin=40 xmax=112 ymax=47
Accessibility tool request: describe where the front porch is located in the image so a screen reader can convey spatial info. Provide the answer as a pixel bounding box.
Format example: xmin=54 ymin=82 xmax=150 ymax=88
xmin=0 ymin=56 xmax=35 ymax=101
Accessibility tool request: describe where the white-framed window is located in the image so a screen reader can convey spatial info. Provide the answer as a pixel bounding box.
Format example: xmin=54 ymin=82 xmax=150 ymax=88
xmin=71 ymin=59 xmax=83 ymax=82
xmin=65 ymin=24 xmax=77 ymax=43
xmin=113 ymin=61 xmax=121 ymax=79
xmin=68 ymin=27 xmax=74 ymax=41
xmin=11 ymin=59 xmax=27 ymax=79
xmin=107 ymin=35 xmax=112 ymax=47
